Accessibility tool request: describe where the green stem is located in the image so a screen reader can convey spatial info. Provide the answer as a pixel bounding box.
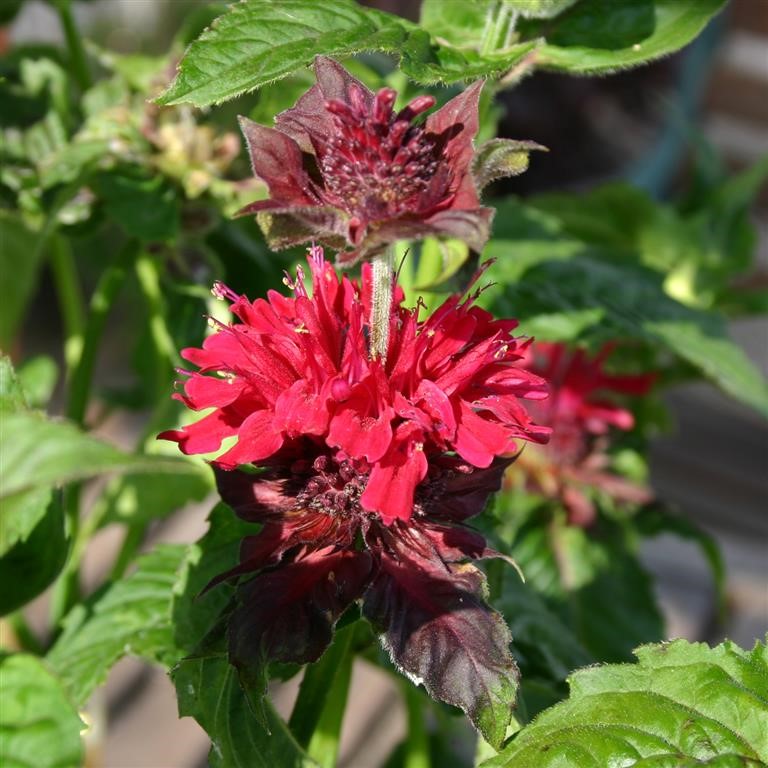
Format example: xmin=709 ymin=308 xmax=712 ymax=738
xmin=480 ymin=1 xmax=517 ymax=55
xmin=53 ymin=0 xmax=91 ymax=91
xmin=110 ymin=521 xmax=148 ymax=581
xmin=134 ymin=250 xmax=180 ymax=446
xmin=369 ymin=247 xmax=395 ymax=362
xmin=49 ymin=486 xmax=82 ymax=630
xmin=402 ymin=683 xmax=430 ymax=768
xmin=66 ymin=239 xmax=138 ymax=426
xmin=6 ymin=613 xmax=43 ymax=655
xmin=49 ymin=234 xmax=86 ymax=373
xmin=289 ymin=623 xmax=355 ymax=752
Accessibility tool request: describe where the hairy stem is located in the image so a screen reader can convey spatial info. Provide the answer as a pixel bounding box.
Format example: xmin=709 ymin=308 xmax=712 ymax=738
xmin=369 ymin=247 xmax=395 ymax=362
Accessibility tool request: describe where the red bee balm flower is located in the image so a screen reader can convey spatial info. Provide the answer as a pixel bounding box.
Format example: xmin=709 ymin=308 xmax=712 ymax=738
xmin=514 ymin=342 xmax=655 ymax=526
xmin=237 ymin=57 xmax=538 ymax=264
xmin=160 ymin=247 xmax=549 ymax=746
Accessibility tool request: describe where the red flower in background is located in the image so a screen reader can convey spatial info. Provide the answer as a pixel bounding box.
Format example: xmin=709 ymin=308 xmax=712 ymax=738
xmin=160 ymin=246 xmax=550 ymax=746
xmin=237 ymin=57 xmax=494 ymax=264
xmin=514 ymin=342 xmax=655 ymax=526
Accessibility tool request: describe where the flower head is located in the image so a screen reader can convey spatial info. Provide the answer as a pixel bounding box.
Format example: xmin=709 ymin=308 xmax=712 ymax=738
xmin=160 ymin=246 xmax=549 ymax=525
xmin=160 ymin=246 xmax=550 ymax=746
xmin=513 ymin=342 xmax=655 ymax=525
xmin=237 ymin=57 xmax=495 ymax=264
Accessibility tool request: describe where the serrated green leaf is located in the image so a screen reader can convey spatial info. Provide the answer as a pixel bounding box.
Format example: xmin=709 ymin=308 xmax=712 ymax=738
xmin=481 ymin=251 xmax=768 ymax=417
xmin=173 ymin=655 xmax=318 ymax=768
xmin=46 ymin=545 xmax=186 ymax=706
xmin=157 ymin=0 xmax=408 ymax=107
xmin=171 ymin=502 xmax=255 ymax=656
xmin=524 ymin=0 xmax=727 ymax=74
xmin=0 ymin=410 xmax=200 ymax=500
xmin=480 ymin=638 xmax=768 ymax=767
xmin=0 ymin=653 xmax=84 ymax=768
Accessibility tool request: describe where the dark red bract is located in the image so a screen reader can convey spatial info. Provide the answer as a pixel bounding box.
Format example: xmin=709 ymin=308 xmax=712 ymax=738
xmin=237 ymin=57 xmax=494 ymax=264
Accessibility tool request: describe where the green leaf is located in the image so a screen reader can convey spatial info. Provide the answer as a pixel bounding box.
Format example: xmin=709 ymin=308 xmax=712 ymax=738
xmin=493 ymin=570 xmax=593 ymax=683
xmin=46 ymin=545 xmax=186 ymax=706
xmin=522 ymin=0 xmax=727 ymax=74
xmin=0 ymin=410 xmax=200 ymax=500
xmin=499 ymin=510 xmax=664 ymax=662
xmin=157 ymin=0 xmax=408 ymax=107
xmin=289 ymin=623 xmax=355 ymax=752
xmin=0 ymin=211 xmax=44 ymax=349
xmin=0 ymin=354 xmax=29 ymax=413
xmin=0 ymin=653 xmax=84 ymax=768
xmin=0 ymin=493 xmax=66 ymax=615
xmin=480 ymin=637 xmax=768 ymax=767
xmin=15 ymin=356 xmax=58 ymax=409
xmin=171 ymin=503 xmax=254 ymax=656
xmin=481 ymin=250 xmax=768 ymax=417
xmin=93 ymin=168 xmax=180 ymax=243
xmin=173 ymin=656 xmax=318 ymax=768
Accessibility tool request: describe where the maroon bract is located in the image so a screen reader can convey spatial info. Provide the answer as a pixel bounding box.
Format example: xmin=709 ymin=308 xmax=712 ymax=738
xmin=159 ymin=246 xmax=549 ymax=526
xmin=237 ymin=57 xmax=493 ymax=264
xmin=159 ymin=246 xmax=550 ymax=746
xmin=516 ymin=342 xmax=655 ymax=526
xmin=211 ymin=453 xmax=518 ymax=747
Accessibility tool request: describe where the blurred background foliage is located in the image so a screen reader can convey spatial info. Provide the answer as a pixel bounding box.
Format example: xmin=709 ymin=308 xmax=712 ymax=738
xmin=0 ymin=1 xmax=766 ymax=767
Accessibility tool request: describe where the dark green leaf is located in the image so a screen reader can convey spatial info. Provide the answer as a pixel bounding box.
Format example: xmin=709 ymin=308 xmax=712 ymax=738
xmin=173 ymin=655 xmax=318 ymax=768
xmin=0 ymin=493 xmax=66 ymax=616
xmin=46 ymin=545 xmax=186 ymax=706
xmin=0 ymin=653 xmax=84 ymax=768
xmin=171 ymin=503 xmax=255 ymax=656
xmin=93 ymin=169 xmax=179 ymax=243
xmin=481 ymin=637 xmax=768 ymax=767
xmin=0 ymin=410 xmax=200 ymax=500
xmin=501 ymin=510 xmax=664 ymax=662
xmin=524 ymin=0 xmax=727 ymax=74
xmin=493 ymin=570 xmax=593 ymax=683
xmin=289 ymin=622 xmax=355 ymax=750
xmin=481 ymin=249 xmax=768 ymax=417
xmin=0 ymin=212 xmax=43 ymax=349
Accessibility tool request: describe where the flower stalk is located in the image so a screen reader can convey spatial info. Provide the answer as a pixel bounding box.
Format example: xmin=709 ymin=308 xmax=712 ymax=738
xmin=369 ymin=247 xmax=394 ymax=361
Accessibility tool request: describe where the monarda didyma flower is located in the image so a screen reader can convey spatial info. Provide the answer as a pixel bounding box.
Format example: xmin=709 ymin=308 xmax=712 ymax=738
xmin=512 ymin=342 xmax=655 ymax=526
xmin=160 ymin=247 xmax=549 ymax=746
xmin=237 ymin=57 xmax=542 ymax=265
